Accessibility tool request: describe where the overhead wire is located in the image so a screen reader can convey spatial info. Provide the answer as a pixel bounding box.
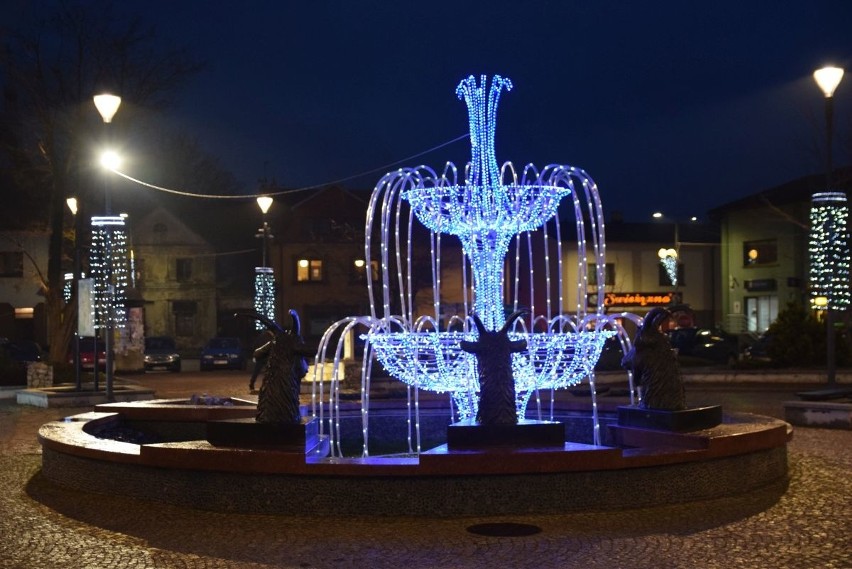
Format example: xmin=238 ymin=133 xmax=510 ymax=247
xmin=109 ymin=133 xmax=470 ymax=200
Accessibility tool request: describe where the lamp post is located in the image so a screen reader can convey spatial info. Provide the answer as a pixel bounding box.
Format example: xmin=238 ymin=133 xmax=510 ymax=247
xmin=812 ymin=66 xmax=845 ymax=386
xmin=254 ymin=196 xmax=276 ymax=328
xmin=652 ymin=212 xmax=694 ymax=288
xmin=257 ymin=196 xmax=273 ymax=267
xmin=94 ymin=93 xmax=121 ymax=401
xmin=66 ymin=197 xmax=82 ymax=391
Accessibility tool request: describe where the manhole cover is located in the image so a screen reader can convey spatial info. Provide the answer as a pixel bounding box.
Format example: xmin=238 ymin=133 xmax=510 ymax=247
xmin=466 ymin=523 xmax=542 ymax=537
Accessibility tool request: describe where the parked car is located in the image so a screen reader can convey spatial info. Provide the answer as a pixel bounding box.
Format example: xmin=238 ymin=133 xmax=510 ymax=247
xmin=742 ymin=333 xmax=772 ymax=363
xmin=0 ymin=338 xmax=43 ymax=363
xmin=595 ymin=336 xmax=628 ymax=372
xmin=667 ymin=327 xmax=740 ymax=367
xmin=66 ymin=337 xmax=107 ymax=370
xmin=200 ymin=337 xmax=245 ymax=371
xmin=144 ymin=336 xmax=181 ymax=372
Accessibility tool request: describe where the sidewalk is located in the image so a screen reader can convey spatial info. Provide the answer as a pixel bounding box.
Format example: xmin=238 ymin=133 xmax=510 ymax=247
xmin=0 ymin=375 xmax=850 ymax=568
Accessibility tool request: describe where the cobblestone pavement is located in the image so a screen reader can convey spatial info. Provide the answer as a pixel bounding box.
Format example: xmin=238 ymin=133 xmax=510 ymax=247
xmin=0 ymin=373 xmax=850 ymax=568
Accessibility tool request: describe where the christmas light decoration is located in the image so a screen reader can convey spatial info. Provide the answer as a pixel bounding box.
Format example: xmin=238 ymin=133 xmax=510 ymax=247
xmin=254 ymin=267 xmax=276 ymax=330
xmin=658 ymin=248 xmax=678 ymax=286
xmin=312 ymin=74 xmax=622 ymax=455
xmin=809 ymin=192 xmax=850 ymax=311
xmin=90 ymin=216 xmax=130 ymax=328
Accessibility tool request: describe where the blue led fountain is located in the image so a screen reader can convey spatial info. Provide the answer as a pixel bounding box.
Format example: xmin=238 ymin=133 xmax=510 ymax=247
xmin=313 ymin=74 xmax=635 ymax=455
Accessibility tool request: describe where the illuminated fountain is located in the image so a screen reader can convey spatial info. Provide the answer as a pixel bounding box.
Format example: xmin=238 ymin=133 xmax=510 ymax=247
xmin=313 ymin=75 xmax=636 ymax=455
xmin=35 ymin=74 xmax=791 ymax=518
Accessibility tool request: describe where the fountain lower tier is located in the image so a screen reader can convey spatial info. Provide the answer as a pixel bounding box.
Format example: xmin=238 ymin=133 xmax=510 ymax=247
xmin=37 ymin=398 xmax=791 ymax=517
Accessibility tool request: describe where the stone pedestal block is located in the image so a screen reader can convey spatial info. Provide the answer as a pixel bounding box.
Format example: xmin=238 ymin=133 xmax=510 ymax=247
xmin=446 ymin=418 xmax=565 ymax=449
xmin=617 ymin=405 xmax=722 ymax=432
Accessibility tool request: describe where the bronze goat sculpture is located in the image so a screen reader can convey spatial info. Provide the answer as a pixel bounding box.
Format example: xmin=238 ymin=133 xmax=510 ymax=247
xmin=460 ymin=309 xmax=529 ymax=425
xmin=235 ymin=309 xmax=313 ymax=424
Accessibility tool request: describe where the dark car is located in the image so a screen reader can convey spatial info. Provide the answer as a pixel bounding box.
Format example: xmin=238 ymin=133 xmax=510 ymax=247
xmin=742 ymin=333 xmax=772 ymax=363
xmin=200 ymin=337 xmax=245 ymax=371
xmin=668 ymin=327 xmax=740 ymax=367
xmin=144 ymin=336 xmax=181 ymax=372
xmin=1 ymin=338 xmax=43 ymax=363
xmin=66 ymin=337 xmax=107 ymax=370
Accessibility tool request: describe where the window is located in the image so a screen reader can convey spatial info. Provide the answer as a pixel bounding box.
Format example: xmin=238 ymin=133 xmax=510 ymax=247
xmin=296 ymin=258 xmax=323 ymax=282
xmin=743 ymin=239 xmax=777 ymax=267
xmin=587 ymin=263 xmax=615 ymax=286
xmin=176 ymin=258 xmax=192 ymax=282
xmin=658 ymin=263 xmax=685 ymax=286
xmin=746 ymin=295 xmax=778 ymax=333
xmin=172 ymin=301 xmax=196 ymax=337
xmin=0 ymin=252 xmax=24 ymax=278
xmin=352 ymin=259 xmax=379 ymax=283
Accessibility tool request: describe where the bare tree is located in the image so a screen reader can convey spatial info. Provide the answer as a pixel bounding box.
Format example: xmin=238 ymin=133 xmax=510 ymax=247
xmin=0 ymin=1 xmax=203 ymax=363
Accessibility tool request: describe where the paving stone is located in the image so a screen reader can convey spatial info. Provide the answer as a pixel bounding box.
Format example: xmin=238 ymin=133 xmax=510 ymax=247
xmin=0 ymin=375 xmax=850 ymax=568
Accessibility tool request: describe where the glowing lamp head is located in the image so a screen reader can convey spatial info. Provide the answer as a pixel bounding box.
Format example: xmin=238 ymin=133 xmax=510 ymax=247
xmin=354 ymin=259 xmax=366 ymax=268
xmin=652 ymin=212 xmax=664 ymax=219
xmin=298 ymin=259 xmax=309 ymax=268
xmin=257 ymin=196 xmax=273 ymax=214
xmin=66 ymin=197 xmax=78 ymax=215
xmin=93 ymin=94 xmax=122 ymax=123
xmin=100 ymin=150 xmax=121 ymax=170
xmin=814 ymin=296 xmax=829 ymax=308
xmin=813 ymin=66 xmax=844 ymax=98
xmin=657 ymin=248 xmax=677 ymax=260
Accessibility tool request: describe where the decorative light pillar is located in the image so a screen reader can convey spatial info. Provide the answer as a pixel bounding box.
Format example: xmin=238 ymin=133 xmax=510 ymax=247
xmin=254 ymin=196 xmax=275 ymax=330
xmin=811 ymin=66 xmax=846 ymax=385
xmin=94 ymin=92 xmax=122 ymax=400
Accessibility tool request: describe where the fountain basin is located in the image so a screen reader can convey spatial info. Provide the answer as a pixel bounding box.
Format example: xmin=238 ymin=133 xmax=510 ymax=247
xmin=37 ymin=398 xmax=791 ymax=517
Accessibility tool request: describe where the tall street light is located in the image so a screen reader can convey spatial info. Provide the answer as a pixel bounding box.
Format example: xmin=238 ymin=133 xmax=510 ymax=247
xmin=94 ymin=93 xmax=121 ymax=401
xmin=66 ymin=197 xmax=82 ymax=391
xmin=811 ymin=66 xmax=846 ymax=385
xmin=254 ymin=196 xmax=276 ymax=329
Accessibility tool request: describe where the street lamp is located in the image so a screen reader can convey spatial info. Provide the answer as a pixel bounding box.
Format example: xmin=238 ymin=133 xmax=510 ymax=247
xmin=94 ymin=93 xmax=121 ymax=401
xmin=66 ymin=197 xmax=82 ymax=391
xmin=810 ymin=66 xmax=846 ymax=386
xmin=254 ymin=196 xmax=276 ymax=329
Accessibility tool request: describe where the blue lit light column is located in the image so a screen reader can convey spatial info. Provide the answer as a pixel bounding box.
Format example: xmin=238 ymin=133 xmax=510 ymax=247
xmin=254 ymin=196 xmax=276 ymax=329
xmin=810 ymin=66 xmax=846 ymax=385
xmin=94 ymin=93 xmax=122 ymax=400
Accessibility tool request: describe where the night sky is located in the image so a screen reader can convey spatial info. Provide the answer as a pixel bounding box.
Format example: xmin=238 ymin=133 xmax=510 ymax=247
xmin=10 ymin=1 xmax=852 ymax=221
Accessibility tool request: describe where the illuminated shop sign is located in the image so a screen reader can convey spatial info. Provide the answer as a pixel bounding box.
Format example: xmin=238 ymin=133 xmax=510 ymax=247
xmin=588 ymin=292 xmax=682 ymax=308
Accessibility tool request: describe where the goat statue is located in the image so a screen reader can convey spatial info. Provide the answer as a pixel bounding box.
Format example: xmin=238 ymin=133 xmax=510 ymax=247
xmin=235 ymin=309 xmax=313 ymax=424
xmin=460 ymin=309 xmax=529 ymax=425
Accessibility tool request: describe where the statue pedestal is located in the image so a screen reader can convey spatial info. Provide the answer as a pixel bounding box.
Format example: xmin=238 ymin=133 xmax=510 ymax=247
xmin=206 ymin=416 xmax=319 ymax=452
xmin=446 ymin=418 xmax=565 ymax=450
xmin=617 ymin=405 xmax=722 ymax=432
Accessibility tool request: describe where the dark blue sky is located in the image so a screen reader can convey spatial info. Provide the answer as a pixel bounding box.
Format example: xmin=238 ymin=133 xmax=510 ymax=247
xmin=14 ymin=1 xmax=852 ymax=221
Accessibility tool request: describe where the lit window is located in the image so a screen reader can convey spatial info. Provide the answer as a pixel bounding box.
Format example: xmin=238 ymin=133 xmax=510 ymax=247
xmin=297 ymin=259 xmax=323 ymax=282
xmin=352 ymin=259 xmax=379 ymax=282
xmin=743 ymin=240 xmax=777 ymax=267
